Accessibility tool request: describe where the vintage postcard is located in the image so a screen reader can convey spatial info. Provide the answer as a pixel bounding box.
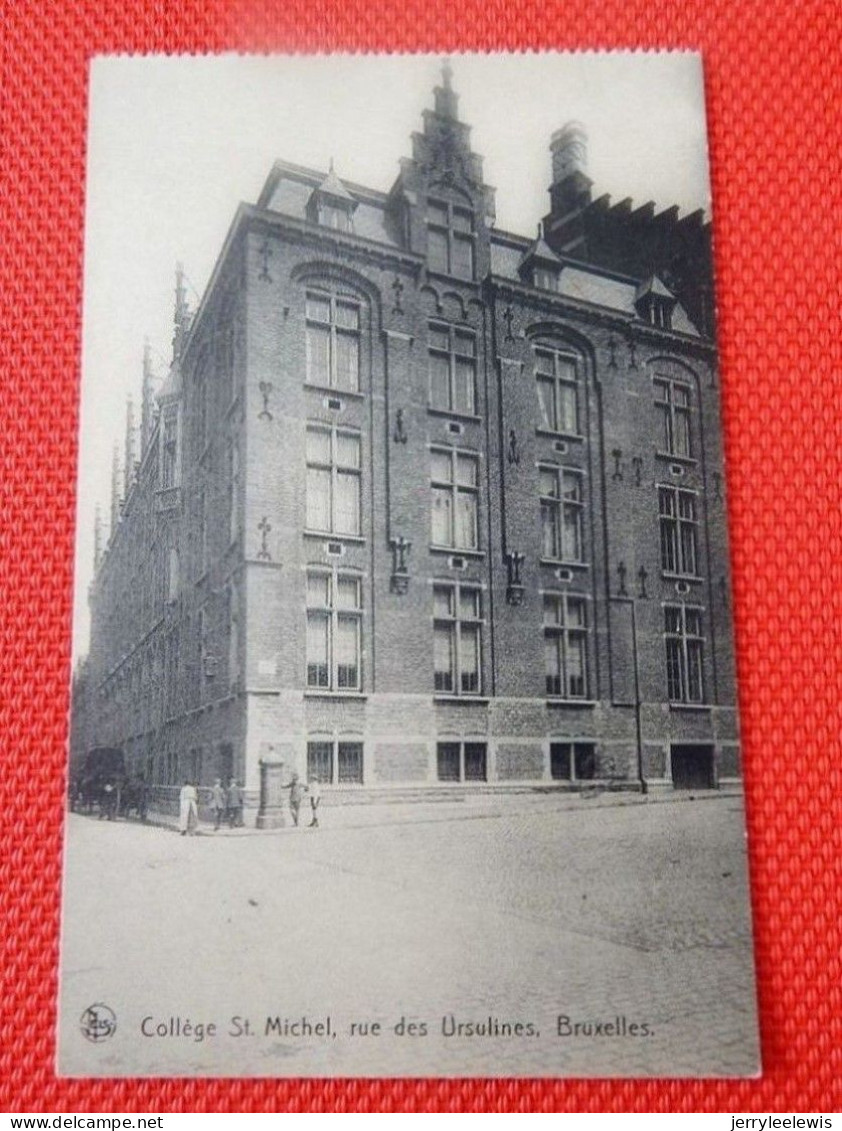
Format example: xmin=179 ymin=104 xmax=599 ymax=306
xmin=60 ymin=52 xmax=759 ymax=1077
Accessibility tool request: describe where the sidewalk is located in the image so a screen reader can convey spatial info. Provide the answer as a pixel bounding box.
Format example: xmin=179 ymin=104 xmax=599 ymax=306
xmin=141 ymin=782 xmax=744 ymax=837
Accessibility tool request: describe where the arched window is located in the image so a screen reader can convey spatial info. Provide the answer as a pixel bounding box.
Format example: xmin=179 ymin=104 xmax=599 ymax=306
xmin=535 ymin=345 xmax=580 ymax=436
xmin=305 ymin=289 xmax=361 ymax=392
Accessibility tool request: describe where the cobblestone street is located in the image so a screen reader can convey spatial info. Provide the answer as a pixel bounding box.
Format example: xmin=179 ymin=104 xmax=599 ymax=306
xmin=59 ymin=793 xmax=759 ymax=1077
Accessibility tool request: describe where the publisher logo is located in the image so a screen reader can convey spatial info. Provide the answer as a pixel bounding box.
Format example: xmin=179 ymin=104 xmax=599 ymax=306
xmin=80 ymin=1003 xmax=117 ymax=1043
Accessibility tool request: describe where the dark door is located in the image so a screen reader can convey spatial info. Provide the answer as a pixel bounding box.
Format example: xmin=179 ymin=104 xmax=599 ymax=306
xmin=671 ymin=744 xmax=716 ymax=789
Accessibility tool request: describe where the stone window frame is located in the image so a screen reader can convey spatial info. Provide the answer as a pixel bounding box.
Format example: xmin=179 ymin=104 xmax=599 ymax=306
xmin=427 ymin=321 xmax=478 ymax=417
xmin=664 ymin=602 xmax=706 ymax=705
xmin=549 ymin=740 xmax=598 ymax=781
xmin=535 ymin=344 xmax=581 ymax=438
xmin=306 ymin=738 xmax=364 ymax=785
xmin=432 ymin=580 xmax=484 ymax=698
xmin=542 ymin=590 xmax=590 ymax=701
xmin=653 ymin=374 xmax=693 ymax=460
xmin=430 ymin=445 xmax=481 ymax=552
xmin=305 ymin=567 xmax=363 ymax=693
xmin=304 ymin=288 xmax=362 ymax=394
xmin=426 ymin=196 xmax=475 ymax=281
xmin=305 ymin=422 xmax=363 ymax=539
xmin=658 ymin=484 xmax=700 ymax=579
xmin=436 ymin=740 xmax=487 ymax=783
xmin=538 ymin=463 xmax=586 ymax=565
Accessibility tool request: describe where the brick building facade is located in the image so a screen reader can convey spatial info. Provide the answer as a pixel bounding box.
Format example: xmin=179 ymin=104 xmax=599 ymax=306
xmin=78 ymin=67 xmax=739 ymax=809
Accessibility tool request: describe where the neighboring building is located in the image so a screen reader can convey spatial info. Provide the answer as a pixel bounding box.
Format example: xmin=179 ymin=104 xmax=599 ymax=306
xmin=80 ymin=66 xmax=739 ymax=808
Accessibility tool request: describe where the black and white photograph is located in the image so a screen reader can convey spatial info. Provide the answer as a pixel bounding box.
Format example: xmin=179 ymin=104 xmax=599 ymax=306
xmin=61 ymin=52 xmax=759 ymax=1078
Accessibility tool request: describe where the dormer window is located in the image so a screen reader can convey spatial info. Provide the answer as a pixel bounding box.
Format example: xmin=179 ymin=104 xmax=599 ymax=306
xmin=427 ymin=198 xmax=475 ymax=280
xmin=306 ymin=162 xmax=358 ymax=234
xmin=519 ymin=225 xmax=562 ymax=292
xmin=534 ymin=266 xmax=560 ymax=292
xmin=635 ymin=276 xmax=677 ymax=331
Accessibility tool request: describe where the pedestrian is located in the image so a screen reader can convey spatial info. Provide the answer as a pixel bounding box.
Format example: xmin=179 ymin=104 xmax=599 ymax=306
xmin=308 ymin=776 xmax=321 ymax=828
xmin=227 ymin=778 xmax=243 ymax=828
xmin=209 ymin=777 xmax=226 ymax=830
xmin=178 ymin=779 xmax=198 ymax=836
xmin=288 ymin=773 xmax=305 ymax=827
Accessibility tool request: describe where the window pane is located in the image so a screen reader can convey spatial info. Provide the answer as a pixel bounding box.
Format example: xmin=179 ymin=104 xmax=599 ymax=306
xmin=456 ymin=454 xmax=477 ymax=487
xmin=666 ymin=638 xmax=683 ymax=701
xmin=452 ymin=208 xmax=472 ymax=234
xmin=306 ymin=614 xmax=329 ymax=687
xmin=338 ymin=742 xmax=363 ymax=784
xmin=567 ymin=598 xmax=586 ymax=627
xmin=563 ymin=502 xmax=582 ymax=560
xmin=573 ymin=744 xmax=596 ymax=780
xmin=307 ymin=573 xmax=330 ymax=606
xmin=687 ymin=640 xmax=704 ymax=702
xmin=336 ymin=576 xmax=360 ymax=610
xmin=665 ymin=607 xmax=682 ymax=634
xmin=451 ymin=236 xmax=474 ymax=280
xmin=686 ymin=609 xmax=703 ymax=636
xmin=306 ymin=427 xmax=331 ymax=463
xmin=679 ymin=493 xmax=695 ymax=521
xmin=306 ymin=324 xmax=331 ymax=385
xmin=335 ymin=301 xmax=359 ymax=331
xmin=675 ymin=409 xmax=691 ymax=457
xmin=306 ymin=294 xmax=331 ymax=323
xmin=307 ymin=741 xmax=333 ymax=782
xmin=543 ymin=595 xmax=561 ymax=626
xmin=306 ymin=467 xmax=331 ymax=530
xmin=659 ymin=487 xmax=676 ymax=517
xmin=674 ymin=385 xmax=690 ymax=409
xmin=429 ymin=353 xmax=451 ymax=410
xmin=428 ymin=228 xmax=448 ymax=273
xmin=433 ymin=586 xmax=454 ymax=618
xmin=657 ymin=402 xmax=672 ymax=452
xmin=460 ymin=625 xmax=480 ymax=692
xmin=437 ymin=742 xmax=460 ymax=781
xmin=567 ymin=634 xmax=587 ymax=697
xmin=454 ymin=332 xmax=475 ymax=358
xmin=541 ymin=501 xmax=560 ymax=558
xmin=550 ymin=743 xmax=571 ymax=780
xmin=456 ymin=490 xmax=478 ymax=549
xmin=537 ymin=376 xmax=556 ymax=429
xmin=545 ymin=638 xmax=562 ymax=696
xmin=558 ymin=382 xmax=578 ymax=433
xmin=562 ymin=471 xmax=581 ymax=502
xmin=535 ymin=350 xmax=555 ymax=377
xmin=680 ymin=523 xmax=698 ymax=574
xmin=335 ymin=431 xmax=360 ymax=469
xmin=428 ymin=202 xmax=449 ymax=226
xmin=431 ymin=488 xmax=453 ymax=545
xmin=429 ymin=325 xmax=450 ymax=352
xmin=431 ymin=450 xmax=453 ymax=483
xmin=454 ymin=358 xmax=476 ymax=414
xmin=335 ymin=616 xmax=359 ymax=688
xmin=464 ymin=743 xmax=487 ymax=781
xmin=335 ymin=332 xmax=359 ymax=391
xmin=540 ymin=468 xmax=559 ymax=498
xmin=661 ymin=515 xmax=678 ymax=572
xmin=459 ymin=588 xmax=480 ymax=619
xmin=334 ymin=471 xmax=360 ymax=535
xmin=434 ymin=624 xmax=455 ymax=691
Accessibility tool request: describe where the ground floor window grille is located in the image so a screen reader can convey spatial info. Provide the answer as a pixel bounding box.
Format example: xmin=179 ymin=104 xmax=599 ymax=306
xmin=436 ymin=741 xmax=487 ymax=782
xmin=550 ymin=742 xmax=597 ymax=781
xmin=306 ymin=740 xmax=364 ymax=785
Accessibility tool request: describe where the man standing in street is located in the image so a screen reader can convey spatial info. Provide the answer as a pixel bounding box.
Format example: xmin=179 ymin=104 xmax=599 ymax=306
xmin=210 ymin=778 xmax=226 ymax=830
xmin=226 ymin=778 xmax=243 ymax=828
xmin=288 ymin=773 xmax=305 ymax=827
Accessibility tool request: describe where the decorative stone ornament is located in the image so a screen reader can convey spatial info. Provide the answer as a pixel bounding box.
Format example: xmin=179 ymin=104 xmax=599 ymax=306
xmin=505 ymin=549 xmax=526 ymax=606
xmin=390 ymin=535 xmax=412 ymax=594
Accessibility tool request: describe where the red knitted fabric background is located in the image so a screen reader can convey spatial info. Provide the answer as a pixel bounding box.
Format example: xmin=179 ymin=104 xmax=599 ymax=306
xmin=1 ymin=0 xmax=840 ymax=1113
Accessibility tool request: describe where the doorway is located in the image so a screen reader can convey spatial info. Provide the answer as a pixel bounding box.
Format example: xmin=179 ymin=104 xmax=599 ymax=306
xmin=670 ymin=743 xmax=716 ymax=790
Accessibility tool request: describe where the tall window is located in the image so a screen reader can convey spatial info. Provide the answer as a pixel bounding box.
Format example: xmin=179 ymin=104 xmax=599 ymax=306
xmin=306 ymin=425 xmax=361 ymax=536
xmin=229 ymin=440 xmax=240 ymax=544
xmin=437 ymin=741 xmax=487 ymax=782
xmin=540 ymin=467 xmax=584 ymax=562
xmin=654 ymin=377 xmax=692 ymax=457
xmin=428 ymin=324 xmax=477 ymax=415
xmin=433 ymin=583 xmax=482 ymax=695
xmin=306 ymin=571 xmax=362 ymax=691
xmin=665 ymin=605 xmax=705 ymax=703
xmin=536 ymin=348 xmax=579 ymax=434
xmin=305 ymin=291 xmax=360 ymax=391
xmin=161 ymin=407 xmax=179 ymax=488
xmin=543 ymin=593 xmax=588 ymax=699
xmin=431 ymin=448 xmax=479 ymax=550
xmin=307 ymin=740 xmax=363 ymax=784
xmin=659 ymin=487 xmax=698 ymax=576
xmin=427 ymin=199 xmax=474 ymax=280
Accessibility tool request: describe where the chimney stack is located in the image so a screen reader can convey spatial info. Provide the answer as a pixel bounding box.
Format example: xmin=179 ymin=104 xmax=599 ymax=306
xmin=141 ymin=337 xmax=155 ymax=453
xmin=545 ymin=121 xmax=593 ymax=258
xmin=124 ymin=394 xmax=137 ymax=497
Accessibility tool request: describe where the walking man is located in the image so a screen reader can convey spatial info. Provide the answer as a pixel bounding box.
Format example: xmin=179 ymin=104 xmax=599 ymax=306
xmin=178 ymin=779 xmax=198 ymax=836
xmin=288 ymin=773 xmax=305 ymax=827
xmin=210 ymin=778 xmax=226 ymax=830
xmin=308 ymin=776 xmax=321 ymax=828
